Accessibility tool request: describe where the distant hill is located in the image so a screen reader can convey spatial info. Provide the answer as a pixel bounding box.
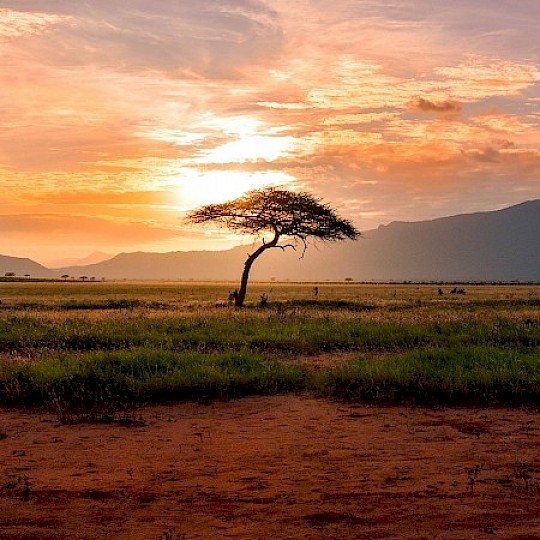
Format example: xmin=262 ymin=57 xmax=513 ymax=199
xmin=54 ymin=249 xmax=245 ymax=281
xmin=0 ymin=255 xmax=54 ymax=278
xmin=47 ymin=251 xmax=114 ymax=269
xmin=51 ymin=199 xmax=540 ymax=282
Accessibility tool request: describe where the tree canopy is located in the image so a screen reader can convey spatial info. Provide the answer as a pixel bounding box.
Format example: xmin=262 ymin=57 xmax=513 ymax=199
xmin=187 ymin=187 xmax=360 ymax=306
xmin=188 ymin=187 xmax=359 ymax=242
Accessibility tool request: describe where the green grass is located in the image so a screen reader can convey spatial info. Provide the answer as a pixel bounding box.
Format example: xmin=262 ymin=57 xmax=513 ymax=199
xmin=0 ymin=282 xmax=538 ymax=409
xmin=0 ymin=314 xmax=537 ymax=355
xmin=0 ymin=347 xmax=538 ymax=408
xmin=0 ymin=350 xmax=308 ymax=409
xmin=319 ymin=347 xmax=540 ymax=405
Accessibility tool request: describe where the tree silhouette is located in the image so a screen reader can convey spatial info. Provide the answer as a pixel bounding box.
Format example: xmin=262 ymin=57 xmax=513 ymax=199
xmin=187 ymin=187 xmax=360 ymax=307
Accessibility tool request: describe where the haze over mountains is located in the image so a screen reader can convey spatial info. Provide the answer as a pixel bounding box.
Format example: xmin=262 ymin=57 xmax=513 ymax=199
xmin=1 ymin=200 xmax=539 ymax=282
xmin=47 ymin=251 xmax=114 ymax=269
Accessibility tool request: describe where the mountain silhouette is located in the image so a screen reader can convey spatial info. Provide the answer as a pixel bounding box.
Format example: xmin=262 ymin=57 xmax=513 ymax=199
xmin=0 ymin=255 xmax=54 ymax=278
xmin=53 ymin=199 xmax=540 ymax=282
xmin=1 ymin=200 xmax=538 ymax=282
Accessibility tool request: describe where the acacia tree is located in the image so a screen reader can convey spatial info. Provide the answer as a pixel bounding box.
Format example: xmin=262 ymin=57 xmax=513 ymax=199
xmin=187 ymin=187 xmax=360 ymax=307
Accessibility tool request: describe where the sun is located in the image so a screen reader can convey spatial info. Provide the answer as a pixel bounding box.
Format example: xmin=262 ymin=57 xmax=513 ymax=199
xmin=154 ymin=117 xmax=297 ymax=208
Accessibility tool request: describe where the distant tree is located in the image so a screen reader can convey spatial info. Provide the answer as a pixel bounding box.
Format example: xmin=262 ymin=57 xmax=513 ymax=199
xmin=80 ymin=276 xmax=88 ymax=281
xmin=61 ymin=274 xmax=70 ymax=280
xmin=4 ymin=272 xmax=15 ymax=277
xmin=187 ymin=187 xmax=360 ymax=307
xmin=24 ymin=274 xmax=30 ymax=279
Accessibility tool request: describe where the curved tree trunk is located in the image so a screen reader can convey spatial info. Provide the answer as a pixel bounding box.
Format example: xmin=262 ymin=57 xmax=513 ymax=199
xmin=235 ymin=234 xmax=280 ymax=307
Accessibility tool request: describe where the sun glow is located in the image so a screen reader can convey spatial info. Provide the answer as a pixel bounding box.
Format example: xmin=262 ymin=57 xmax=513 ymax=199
xmin=197 ymin=135 xmax=294 ymax=164
xmin=178 ymin=170 xmax=295 ymax=207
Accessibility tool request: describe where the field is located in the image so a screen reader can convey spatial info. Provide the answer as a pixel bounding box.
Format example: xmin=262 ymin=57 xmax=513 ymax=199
xmin=1 ymin=281 xmax=539 ymax=538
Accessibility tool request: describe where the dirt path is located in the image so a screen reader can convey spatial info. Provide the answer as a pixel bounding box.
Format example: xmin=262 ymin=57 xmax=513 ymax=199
xmin=1 ymin=396 xmax=539 ymax=539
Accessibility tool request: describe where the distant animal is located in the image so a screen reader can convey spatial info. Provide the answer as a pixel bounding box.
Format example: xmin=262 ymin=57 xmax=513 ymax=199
xmin=450 ymin=287 xmax=466 ymax=295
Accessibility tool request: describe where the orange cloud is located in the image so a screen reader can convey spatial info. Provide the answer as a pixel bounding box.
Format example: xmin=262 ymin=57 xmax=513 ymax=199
xmin=410 ymin=98 xmax=462 ymax=116
xmin=472 ymin=114 xmax=533 ymax=134
xmin=435 ymin=57 xmax=540 ymax=99
xmin=29 ymin=191 xmax=180 ymax=206
xmin=0 ymin=8 xmax=69 ymax=39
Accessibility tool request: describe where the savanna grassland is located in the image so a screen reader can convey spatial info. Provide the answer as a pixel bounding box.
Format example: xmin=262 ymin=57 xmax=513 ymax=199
xmin=1 ymin=281 xmax=540 ymax=539
xmin=0 ymin=281 xmax=538 ymax=411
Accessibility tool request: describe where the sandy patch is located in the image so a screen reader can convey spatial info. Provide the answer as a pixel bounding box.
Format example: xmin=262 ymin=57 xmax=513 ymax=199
xmin=1 ymin=396 xmax=539 ymax=539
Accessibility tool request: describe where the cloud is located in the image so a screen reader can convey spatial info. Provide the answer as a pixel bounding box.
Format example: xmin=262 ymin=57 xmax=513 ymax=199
xmin=1 ymin=1 xmax=283 ymax=78
xmin=0 ymin=66 xmax=204 ymax=172
xmin=464 ymin=146 xmax=503 ymax=163
xmin=472 ymin=114 xmax=533 ymax=134
xmin=462 ymin=140 xmax=539 ymax=164
xmin=29 ymin=191 xmax=180 ymax=206
xmin=410 ymin=97 xmax=462 ymax=116
xmin=0 ymin=8 xmax=69 ymax=39
xmin=254 ymin=54 xmax=539 ymax=124
xmin=435 ymin=56 xmax=540 ymax=99
xmin=321 ymin=113 xmax=397 ymax=126
xmin=0 ymin=214 xmax=187 ymax=243
xmin=293 ymin=0 xmax=540 ymax=65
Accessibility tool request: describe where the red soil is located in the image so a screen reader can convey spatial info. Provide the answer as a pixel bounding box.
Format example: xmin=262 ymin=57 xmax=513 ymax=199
xmin=1 ymin=396 xmax=539 ymax=539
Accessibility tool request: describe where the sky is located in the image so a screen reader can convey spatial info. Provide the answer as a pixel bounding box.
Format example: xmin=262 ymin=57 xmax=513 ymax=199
xmin=1 ymin=0 xmax=539 ymax=265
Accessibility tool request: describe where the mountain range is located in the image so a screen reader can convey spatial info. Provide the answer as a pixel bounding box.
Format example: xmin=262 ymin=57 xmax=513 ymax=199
xmin=1 ymin=199 xmax=539 ymax=282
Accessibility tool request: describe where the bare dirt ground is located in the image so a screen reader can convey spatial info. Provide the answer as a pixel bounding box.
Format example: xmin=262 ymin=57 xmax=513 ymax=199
xmin=1 ymin=396 xmax=539 ymax=540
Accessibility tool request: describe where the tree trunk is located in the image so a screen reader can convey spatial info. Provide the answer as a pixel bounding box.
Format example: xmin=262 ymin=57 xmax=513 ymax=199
xmin=235 ymin=234 xmax=280 ymax=307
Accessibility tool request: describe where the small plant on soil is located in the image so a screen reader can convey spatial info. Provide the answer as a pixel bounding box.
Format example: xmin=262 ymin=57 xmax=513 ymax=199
xmin=466 ymin=464 xmax=482 ymax=493
xmin=22 ymin=476 xmax=30 ymax=501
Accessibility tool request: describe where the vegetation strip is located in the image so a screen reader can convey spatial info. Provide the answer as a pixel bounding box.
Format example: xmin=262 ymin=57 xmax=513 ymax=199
xmin=0 ymin=285 xmax=538 ymax=408
xmin=0 ymin=315 xmax=537 ymax=355
xmin=0 ymin=347 xmax=538 ymax=409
